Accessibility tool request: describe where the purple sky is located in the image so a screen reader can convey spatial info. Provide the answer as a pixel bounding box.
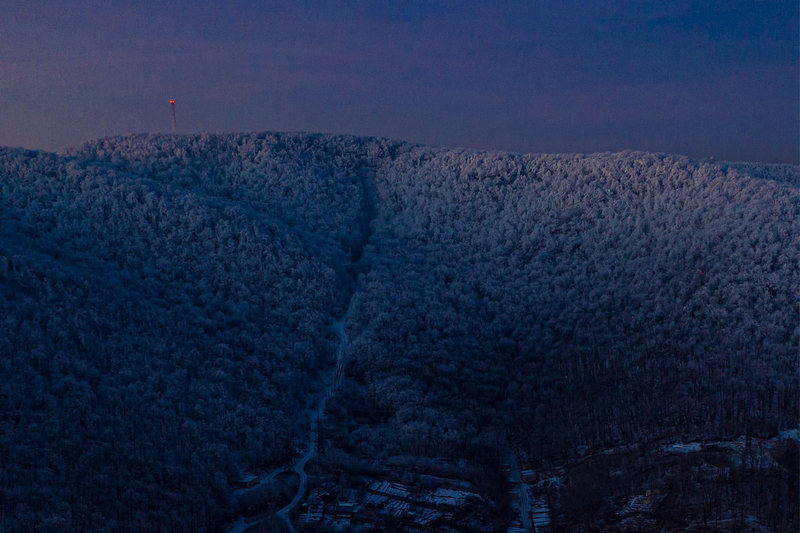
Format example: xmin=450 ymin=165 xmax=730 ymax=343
xmin=1 ymin=1 xmax=797 ymax=162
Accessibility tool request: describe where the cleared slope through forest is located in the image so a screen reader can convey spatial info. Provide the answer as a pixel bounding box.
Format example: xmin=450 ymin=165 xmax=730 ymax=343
xmin=226 ymin=160 xmax=376 ymax=533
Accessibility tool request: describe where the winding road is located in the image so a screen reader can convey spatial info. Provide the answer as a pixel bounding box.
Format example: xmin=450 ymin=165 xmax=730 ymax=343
xmin=279 ymin=311 xmax=351 ymax=531
xmin=226 ymin=164 xmax=373 ymax=533
xmin=275 ymin=313 xmax=350 ymax=532
xmin=275 ymin=415 xmax=316 ymax=531
xmin=226 ymin=308 xmax=353 ymax=533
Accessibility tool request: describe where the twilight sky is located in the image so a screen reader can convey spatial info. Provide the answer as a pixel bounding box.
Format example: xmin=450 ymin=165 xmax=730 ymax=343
xmin=1 ymin=1 xmax=797 ymax=162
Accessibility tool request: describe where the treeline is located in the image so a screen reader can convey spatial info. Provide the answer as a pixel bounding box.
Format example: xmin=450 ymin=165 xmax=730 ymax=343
xmin=721 ymin=160 xmax=799 ymax=186
xmin=67 ymin=133 xmax=402 ymax=268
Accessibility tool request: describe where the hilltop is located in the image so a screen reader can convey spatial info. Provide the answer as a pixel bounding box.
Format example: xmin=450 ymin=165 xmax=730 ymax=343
xmin=0 ymin=133 xmax=797 ymax=531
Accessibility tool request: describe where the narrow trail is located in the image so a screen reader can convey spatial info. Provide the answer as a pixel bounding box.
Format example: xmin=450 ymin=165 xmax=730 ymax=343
xmin=226 ymin=288 xmax=355 ymax=533
xmin=276 ymin=308 xmax=352 ymax=532
xmin=226 ymin=162 xmax=375 ymax=533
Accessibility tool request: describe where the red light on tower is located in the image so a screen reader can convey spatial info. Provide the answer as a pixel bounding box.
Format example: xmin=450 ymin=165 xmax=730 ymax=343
xmin=169 ymin=99 xmax=176 ymax=133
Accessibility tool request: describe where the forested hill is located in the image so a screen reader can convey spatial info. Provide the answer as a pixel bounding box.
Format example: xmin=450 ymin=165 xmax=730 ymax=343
xmin=342 ymin=149 xmax=799 ymax=456
xmin=0 ymin=133 xmax=404 ymax=531
xmin=0 ymin=133 xmax=797 ymax=532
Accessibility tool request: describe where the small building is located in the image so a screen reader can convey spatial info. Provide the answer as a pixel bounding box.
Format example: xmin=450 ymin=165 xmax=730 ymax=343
xmin=333 ymin=502 xmax=357 ymax=517
xmin=300 ymin=501 xmax=324 ymax=524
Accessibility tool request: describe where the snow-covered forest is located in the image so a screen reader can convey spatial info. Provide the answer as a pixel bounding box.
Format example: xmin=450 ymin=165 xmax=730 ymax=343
xmin=340 ymin=148 xmax=798 ymax=458
xmin=0 ymin=133 xmax=797 ymax=531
